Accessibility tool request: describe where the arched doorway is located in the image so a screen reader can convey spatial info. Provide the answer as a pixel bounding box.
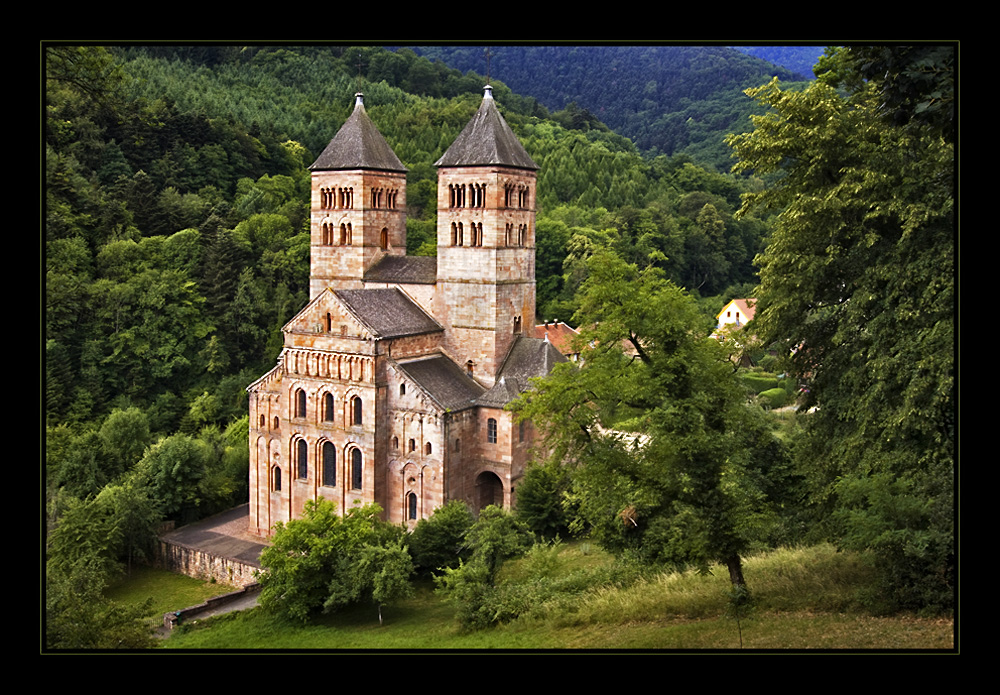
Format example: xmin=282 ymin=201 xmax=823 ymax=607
xmin=475 ymin=471 xmax=504 ymax=512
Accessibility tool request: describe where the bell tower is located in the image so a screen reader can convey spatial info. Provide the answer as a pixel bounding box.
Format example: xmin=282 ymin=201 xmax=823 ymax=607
xmin=309 ymin=93 xmax=408 ymax=299
xmin=434 ymin=86 xmax=539 ymax=386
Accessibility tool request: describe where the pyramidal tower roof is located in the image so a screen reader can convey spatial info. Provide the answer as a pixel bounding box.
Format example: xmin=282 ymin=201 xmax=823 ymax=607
xmin=435 ymin=86 xmax=538 ymax=171
xmin=310 ymin=93 xmax=407 ymax=172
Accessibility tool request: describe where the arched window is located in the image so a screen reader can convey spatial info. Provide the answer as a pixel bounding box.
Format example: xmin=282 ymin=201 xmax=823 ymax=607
xmin=297 ymin=439 xmax=308 ymax=480
xmin=323 ymin=393 xmax=335 ymax=422
xmin=424 ymin=442 xmax=432 ymax=456
xmin=399 ymin=383 xmax=406 ymax=396
xmin=273 ymin=466 xmax=282 ymax=491
xmin=351 ymin=396 xmax=363 ymax=426
xmin=392 ymin=436 xmax=399 ymax=449
xmin=295 ymin=388 xmax=306 ymax=418
xmin=379 ymin=228 xmax=388 ymax=250
xmin=407 ymin=492 xmax=418 ymax=520
xmin=274 ymin=416 xmax=280 ymax=430
xmin=322 ymin=441 xmax=336 ymax=487
xmin=487 ymin=418 xmax=498 ymax=444
xmin=351 ymin=448 xmax=363 ymax=490
xmin=408 ymin=438 xmax=416 ymax=452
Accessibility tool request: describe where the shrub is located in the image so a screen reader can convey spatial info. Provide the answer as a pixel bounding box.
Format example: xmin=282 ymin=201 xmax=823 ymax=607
xmin=740 ymin=372 xmax=779 ymax=395
xmin=408 ymin=500 xmax=475 ymax=575
xmin=758 ymin=387 xmax=788 ymax=409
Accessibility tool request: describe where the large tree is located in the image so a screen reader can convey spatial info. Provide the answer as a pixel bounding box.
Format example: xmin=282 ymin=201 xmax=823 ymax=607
xmin=726 ymin=45 xmax=955 ymax=611
xmin=515 ymin=250 xmax=792 ymax=592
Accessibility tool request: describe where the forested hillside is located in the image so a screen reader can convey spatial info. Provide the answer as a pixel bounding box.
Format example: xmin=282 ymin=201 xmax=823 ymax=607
xmin=44 ymin=43 xmax=772 ymax=551
xmin=408 ymin=44 xmax=810 ymax=170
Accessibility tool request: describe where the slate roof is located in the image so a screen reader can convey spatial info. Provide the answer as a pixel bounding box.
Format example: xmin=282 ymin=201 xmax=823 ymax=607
xmin=476 ymin=336 xmax=567 ymax=407
xmin=333 ymin=287 xmax=441 ymax=339
xmin=364 ymin=255 xmax=438 ymax=285
xmin=310 ymin=93 xmax=407 ymax=173
xmin=435 ymin=86 xmax=538 ymax=171
xmin=397 ymin=355 xmax=485 ymax=412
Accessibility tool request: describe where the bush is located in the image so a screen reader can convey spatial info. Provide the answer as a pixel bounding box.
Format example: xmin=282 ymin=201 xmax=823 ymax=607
xmin=740 ymin=372 xmax=779 ymax=395
xmin=758 ymin=387 xmax=788 ymax=409
xmin=408 ymin=500 xmax=475 ymax=575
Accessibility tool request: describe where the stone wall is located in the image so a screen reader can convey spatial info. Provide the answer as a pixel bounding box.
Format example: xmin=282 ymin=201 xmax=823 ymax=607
xmin=155 ymin=538 xmax=260 ymax=588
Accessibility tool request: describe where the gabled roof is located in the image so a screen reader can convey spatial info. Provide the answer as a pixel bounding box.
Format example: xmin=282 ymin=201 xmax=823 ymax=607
xmin=476 ymin=336 xmax=567 ymax=408
xmin=364 ymin=255 xmax=438 ymax=285
xmin=435 ymin=86 xmax=538 ymax=171
xmin=310 ymin=93 xmax=407 ymax=173
xmin=716 ymin=298 xmax=757 ymax=322
xmin=333 ymin=287 xmax=442 ymax=339
xmin=397 ymin=354 xmax=485 ymax=412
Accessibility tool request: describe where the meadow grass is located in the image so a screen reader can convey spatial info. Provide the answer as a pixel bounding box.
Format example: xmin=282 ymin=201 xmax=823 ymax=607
xmin=158 ymin=542 xmax=954 ymax=652
xmin=104 ymin=565 xmax=239 ymax=622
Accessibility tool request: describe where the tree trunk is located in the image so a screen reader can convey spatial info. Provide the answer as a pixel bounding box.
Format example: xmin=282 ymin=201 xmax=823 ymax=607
xmin=726 ymin=553 xmax=745 ymax=588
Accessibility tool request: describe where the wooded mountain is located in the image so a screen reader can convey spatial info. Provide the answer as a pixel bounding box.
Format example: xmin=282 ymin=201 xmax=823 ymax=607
xmin=407 ymin=45 xmax=816 ymax=170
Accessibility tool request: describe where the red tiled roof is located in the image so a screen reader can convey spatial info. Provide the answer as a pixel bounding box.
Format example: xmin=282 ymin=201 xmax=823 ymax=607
xmin=533 ymin=322 xmax=580 ymax=356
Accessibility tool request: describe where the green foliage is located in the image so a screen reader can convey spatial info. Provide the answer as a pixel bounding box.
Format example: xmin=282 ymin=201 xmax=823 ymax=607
xmin=757 ymin=387 xmax=788 ymax=410
xmin=407 ymin=500 xmax=475 ymax=575
xmin=45 ymin=555 xmax=156 ymax=650
xmin=257 ymin=501 xmax=410 ymax=623
xmin=434 ymin=506 xmax=534 ymax=630
xmin=514 ymin=462 xmax=574 ymax=540
xmin=728 ymin=46 xmax=954 ymax=612
xmin=515 ymin=250 xmax=793 ymax=589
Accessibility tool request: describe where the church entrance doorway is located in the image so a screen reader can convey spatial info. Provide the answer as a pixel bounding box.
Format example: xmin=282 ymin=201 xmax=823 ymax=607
xmin=475 ymin=471 xmax=504 ymax=512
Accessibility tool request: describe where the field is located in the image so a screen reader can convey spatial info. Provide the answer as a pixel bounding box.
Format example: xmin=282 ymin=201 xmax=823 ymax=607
xmin=151 ymin=543 xmax=955 ymax=652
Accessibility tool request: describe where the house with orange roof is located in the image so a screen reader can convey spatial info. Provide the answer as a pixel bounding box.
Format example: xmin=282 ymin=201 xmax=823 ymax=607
xmin=716 ymin=298 xmax=756 ymax=331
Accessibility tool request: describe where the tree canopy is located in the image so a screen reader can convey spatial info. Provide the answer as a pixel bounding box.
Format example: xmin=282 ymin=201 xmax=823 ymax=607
xmin=726 ymin=45 xmax=955 ymax=611
xmin=514 ymin=250 xmax=793 ymax=590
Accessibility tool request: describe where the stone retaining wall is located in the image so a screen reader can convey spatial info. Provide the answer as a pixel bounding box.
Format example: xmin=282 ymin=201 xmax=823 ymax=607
xmin=155 ymin=537 xmax=259 ymax=587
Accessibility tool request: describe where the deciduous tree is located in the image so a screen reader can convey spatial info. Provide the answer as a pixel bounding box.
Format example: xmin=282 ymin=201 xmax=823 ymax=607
xmin=726 ymin=46 xmax=955 ymax=611
xmin=514 ymin=251 xmax=790 ymax=591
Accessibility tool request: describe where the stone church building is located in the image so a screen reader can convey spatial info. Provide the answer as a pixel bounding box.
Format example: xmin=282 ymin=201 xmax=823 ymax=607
xmin=247 ymin=86 xmax=565 ymax=537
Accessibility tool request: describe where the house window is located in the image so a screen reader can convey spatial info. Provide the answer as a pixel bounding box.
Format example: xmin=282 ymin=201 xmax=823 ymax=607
xmin=351 ymin=448 xmax=363 ymax=490
xmin=273 ymin=466 xmax=282 ymax=492
xmin=409 ymin=438 xmax=416 ymax=452
xmin=487 ymin=418 xmax=498 ymax=444
xmin=393 ymin=436 xmax=399 ymax=449
xmin=400 ymin=383 xmax=406 ymax=396
xmin=295 ymin=388 xmax=306 ymax=419
xmin=424 ymin=442 xmax=432 ymax=456
xmin=407 ymin=492 xmax=418 ymax=520
xmin=274 ymin=416 xmax=280 ymax=430
xmin=297 ymin=439 xmax=308 ymax=480
xmin=322 ymin=441 xmax=336 ymax=487
xmin=323 ymin=393 xmax=335 ymax=422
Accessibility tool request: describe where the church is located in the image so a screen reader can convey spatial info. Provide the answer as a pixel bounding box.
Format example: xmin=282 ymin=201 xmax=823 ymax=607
xmin=247 ymin=85 xmax=565 ymax=537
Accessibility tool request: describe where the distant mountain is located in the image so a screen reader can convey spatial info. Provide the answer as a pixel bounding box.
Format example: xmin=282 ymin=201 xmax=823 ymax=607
xmin=406 ymin=45 xmax=813 ymax=170
xmin=729 ymin=46 xmax=828 ymax=80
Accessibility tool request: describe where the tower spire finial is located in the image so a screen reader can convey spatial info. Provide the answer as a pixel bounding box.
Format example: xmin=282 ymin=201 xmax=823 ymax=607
xmin=356 ymin=52 xmax=366 ymax=96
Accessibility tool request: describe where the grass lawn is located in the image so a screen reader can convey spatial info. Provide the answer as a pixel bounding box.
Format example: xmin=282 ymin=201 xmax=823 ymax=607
xmin=105 ymin=565 xmax=240 ymax=622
